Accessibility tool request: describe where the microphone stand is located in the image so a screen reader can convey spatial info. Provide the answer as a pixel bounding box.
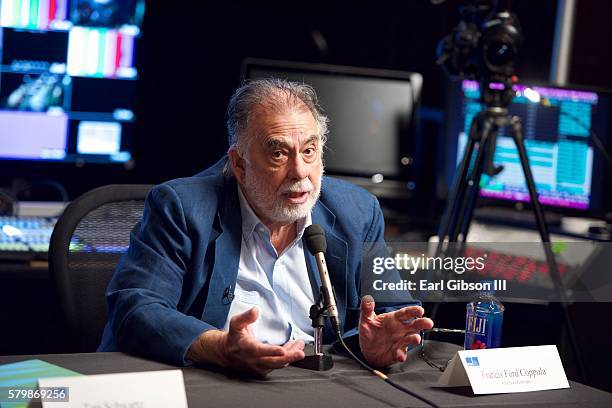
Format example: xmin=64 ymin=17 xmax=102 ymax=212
xmin=290 ymin=288 xmax=333 ymax=371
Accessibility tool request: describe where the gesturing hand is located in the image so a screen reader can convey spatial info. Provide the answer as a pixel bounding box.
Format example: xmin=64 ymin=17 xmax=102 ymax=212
xmin=188 ymin=307 xmax=305 ymax=377
xmin=358 ymin=296 xmax=434 ymax=368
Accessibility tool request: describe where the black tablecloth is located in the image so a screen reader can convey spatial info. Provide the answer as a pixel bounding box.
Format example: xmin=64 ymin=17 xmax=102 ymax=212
xmin=1 ymin=341 xmax=611 ymax=408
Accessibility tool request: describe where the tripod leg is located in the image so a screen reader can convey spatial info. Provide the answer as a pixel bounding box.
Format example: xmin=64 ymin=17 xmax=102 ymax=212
xmin=459 ymin=126 xmax=504 ymax=242
xmin=509 ymin=116 xmax=587 ymax=382
xmin=432 ymin=115 xmax=483 ymax=322
xmin=456 ymin=131 xmax=491 ymax=243
xmin=437 ymin=117 xmax=479 ymax=248
xmin=510 ymin=119 xmax=551 ymax=243
xmin=450 ymin=116 xmax=495 ymax=242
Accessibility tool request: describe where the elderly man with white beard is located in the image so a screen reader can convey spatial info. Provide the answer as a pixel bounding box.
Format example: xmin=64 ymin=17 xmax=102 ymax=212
xmin=98 ymin=78 xmax=434 ymax=376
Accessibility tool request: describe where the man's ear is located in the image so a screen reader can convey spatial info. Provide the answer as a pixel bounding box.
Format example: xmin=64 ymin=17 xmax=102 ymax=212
xmin=228 ymin=147 xmax=246 ymax=185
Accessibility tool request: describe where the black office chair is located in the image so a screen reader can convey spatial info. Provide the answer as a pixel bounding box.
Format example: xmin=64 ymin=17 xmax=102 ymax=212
xmin=49 ymin=184 xmax=153 ymax=352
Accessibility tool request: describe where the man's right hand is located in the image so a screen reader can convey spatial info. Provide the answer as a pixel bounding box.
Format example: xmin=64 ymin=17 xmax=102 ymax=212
xmin=187 ymin=307 xmax=305 ymax=376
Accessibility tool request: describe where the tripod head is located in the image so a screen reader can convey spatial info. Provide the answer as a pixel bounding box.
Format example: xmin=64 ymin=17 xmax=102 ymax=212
xmin=435 ymin=0 xmax=522 ymax=110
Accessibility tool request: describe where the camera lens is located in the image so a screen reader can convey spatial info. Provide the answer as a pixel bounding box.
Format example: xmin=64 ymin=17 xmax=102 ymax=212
xmin=484 ymin=40 xmax=515 ymax=68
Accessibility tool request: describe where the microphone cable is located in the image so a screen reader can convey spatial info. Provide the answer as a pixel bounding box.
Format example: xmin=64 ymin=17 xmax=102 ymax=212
xmin=334 ymin=330 xmax=441 ymax=408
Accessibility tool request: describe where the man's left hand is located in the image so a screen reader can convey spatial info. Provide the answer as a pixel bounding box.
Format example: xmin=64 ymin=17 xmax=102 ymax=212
xmin=358 ymin=296 xmax=434 ymax=368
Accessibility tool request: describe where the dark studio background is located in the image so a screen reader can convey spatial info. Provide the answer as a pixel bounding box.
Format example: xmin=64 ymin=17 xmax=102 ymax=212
xmin=2 ymin=0 xmax=612 ymax=393
xmin=6 ymin=0 xmax=611 ymax=217
xmin=137 ymin=0 xmax=611 ymax=186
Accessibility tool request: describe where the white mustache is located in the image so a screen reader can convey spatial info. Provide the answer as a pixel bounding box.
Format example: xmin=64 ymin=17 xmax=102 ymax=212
xmin=280 ymin=180 xmax=314 ymax=194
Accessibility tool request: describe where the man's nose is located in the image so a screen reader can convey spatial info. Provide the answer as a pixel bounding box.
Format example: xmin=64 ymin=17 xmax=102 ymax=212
xmin=288 ymin=154 xmax=309 ymax=180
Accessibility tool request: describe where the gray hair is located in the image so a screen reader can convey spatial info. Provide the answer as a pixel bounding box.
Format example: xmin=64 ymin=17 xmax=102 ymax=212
xmin=226 ymin=78 xmax=329 ymax=156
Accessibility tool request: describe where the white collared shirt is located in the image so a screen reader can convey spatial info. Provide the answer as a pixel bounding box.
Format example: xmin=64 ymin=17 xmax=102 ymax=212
xmin=223 ymin=187 xmax=315 ymax=344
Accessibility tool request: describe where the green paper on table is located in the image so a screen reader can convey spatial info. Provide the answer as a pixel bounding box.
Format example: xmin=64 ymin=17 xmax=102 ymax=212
xmin=0 ymin=359 xmax=81 ymax=408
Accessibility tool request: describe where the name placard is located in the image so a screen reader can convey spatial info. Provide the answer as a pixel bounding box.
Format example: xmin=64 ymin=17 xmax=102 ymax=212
xmin=39 ymin=369 xmax=188 ymax=408
xmin=436 ymin=345 xmax=569 ymax=394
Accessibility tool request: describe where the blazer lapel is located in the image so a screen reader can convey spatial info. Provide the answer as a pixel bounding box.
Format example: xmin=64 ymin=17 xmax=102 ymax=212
xmin=201 ymin=179 xmax=242 ymax=328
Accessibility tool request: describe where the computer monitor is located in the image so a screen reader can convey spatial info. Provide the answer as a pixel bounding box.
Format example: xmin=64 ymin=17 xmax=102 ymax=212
xmin=444 ymin=79 xmax=610 ymax=215
xmin=242 ymin=59 xmax=423 ymax=199
xmin=0 ymin=0 xmax=144 ymax=165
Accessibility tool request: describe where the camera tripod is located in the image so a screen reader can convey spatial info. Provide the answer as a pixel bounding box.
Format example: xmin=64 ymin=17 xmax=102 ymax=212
xmin=435 ymin=93 xmax=586 ymax=381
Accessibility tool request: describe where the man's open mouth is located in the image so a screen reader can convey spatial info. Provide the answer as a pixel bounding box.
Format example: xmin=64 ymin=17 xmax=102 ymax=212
xmin=285 ymin=191 xmax=309 ymax=204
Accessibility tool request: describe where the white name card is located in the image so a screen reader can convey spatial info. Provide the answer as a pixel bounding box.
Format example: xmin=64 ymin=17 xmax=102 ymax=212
xmin=436 ymin=345 xmax=570 ymax=394
xmin=39 ymin=369 xmax=188 ymax=408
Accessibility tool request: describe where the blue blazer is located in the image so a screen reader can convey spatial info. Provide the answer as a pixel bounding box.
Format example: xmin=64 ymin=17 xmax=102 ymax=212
xmin=98 ymin=157 xmax=418 ymax=366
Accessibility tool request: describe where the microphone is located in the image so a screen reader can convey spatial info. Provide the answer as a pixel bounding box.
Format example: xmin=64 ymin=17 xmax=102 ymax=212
xmin=303 ymin=224 xmax=340 ymax=334
xmin=303 ymin=225 xmax=440 ymax=407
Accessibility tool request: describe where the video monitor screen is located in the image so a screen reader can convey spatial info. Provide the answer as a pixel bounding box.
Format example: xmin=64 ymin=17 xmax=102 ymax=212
xmin=445 ymin=80 xmax=610 ymax=212
xmin=0 ymin=0 xmax=144 ymax=164
xmin=244 ymin=61 xmax=422 ymax=180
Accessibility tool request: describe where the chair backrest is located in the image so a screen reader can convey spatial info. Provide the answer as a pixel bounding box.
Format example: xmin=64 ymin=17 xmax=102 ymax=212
xmin=49 ymin=184 xmax=153 ymax=352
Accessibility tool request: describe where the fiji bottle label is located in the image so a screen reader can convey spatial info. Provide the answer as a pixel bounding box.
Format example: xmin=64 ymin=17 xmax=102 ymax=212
xmin=464 ymin=311 xmax=502 ymax=350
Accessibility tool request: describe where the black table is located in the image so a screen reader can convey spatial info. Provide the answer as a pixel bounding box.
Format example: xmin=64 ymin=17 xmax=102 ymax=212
xmin=1 ymin=342 xmax=611 ymax=408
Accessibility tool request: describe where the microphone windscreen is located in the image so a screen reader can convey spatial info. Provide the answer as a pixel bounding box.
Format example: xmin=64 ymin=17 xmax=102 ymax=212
xmin=303 ymin=224 xmax=327 ymax=254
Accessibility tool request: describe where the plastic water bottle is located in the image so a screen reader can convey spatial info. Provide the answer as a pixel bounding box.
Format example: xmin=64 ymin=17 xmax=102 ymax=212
xmin=464 ymin=283 xmax=504 ymax=350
